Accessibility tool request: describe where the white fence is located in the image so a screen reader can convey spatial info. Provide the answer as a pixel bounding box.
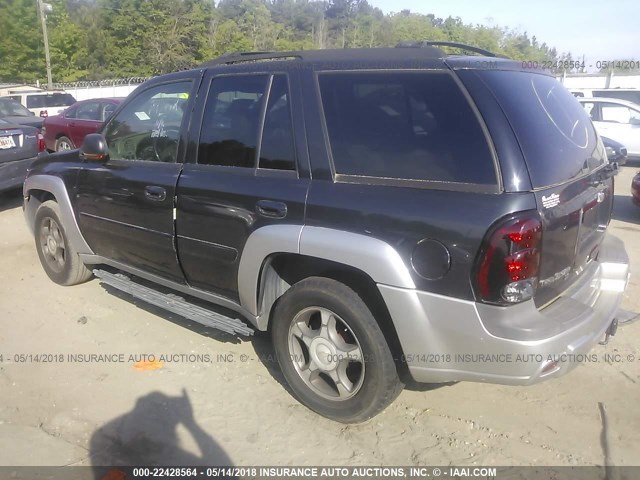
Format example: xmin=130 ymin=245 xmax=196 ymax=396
xmin=49 ymin=78 xmax=150 ymax=101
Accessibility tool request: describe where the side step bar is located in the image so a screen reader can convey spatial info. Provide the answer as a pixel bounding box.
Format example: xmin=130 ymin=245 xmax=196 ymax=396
xmin=93 ymin=269 xmax=254 ymax=337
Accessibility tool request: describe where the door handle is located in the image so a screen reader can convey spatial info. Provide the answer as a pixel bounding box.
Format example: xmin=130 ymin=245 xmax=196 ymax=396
xmin=256 ymin=200 xmax=287 ymax=219
xmin=144 ymin=185 xmax=167 ymax=202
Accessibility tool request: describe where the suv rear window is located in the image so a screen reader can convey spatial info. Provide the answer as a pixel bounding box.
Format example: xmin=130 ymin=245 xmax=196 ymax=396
xmin=318 ymin=72 xmax=497 ymax=186
xmin=26 ymin=93 xmax=76 ymax=109
xmin=473 ymin=71 xmax=604 ymax=188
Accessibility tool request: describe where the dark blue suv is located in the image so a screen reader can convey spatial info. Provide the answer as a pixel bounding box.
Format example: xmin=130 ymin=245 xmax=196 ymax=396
xmin=24 ymin=44 xmax=629 ymax=423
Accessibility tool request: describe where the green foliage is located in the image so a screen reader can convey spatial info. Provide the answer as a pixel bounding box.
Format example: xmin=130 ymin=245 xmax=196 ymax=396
xmin=0 ymin=0 xmax=585 ymax=84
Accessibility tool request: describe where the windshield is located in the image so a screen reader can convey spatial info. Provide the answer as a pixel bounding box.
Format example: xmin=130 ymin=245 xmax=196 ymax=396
xmin=0 ymin=98 xmax=32 ymax=117
xmin=26 ymin=93 xmax=76 ymax=109
xmin=470 ymin=70 xmax=605 ymax=188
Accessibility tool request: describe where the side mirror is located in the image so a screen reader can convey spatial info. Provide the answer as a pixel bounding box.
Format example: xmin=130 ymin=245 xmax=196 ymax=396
xmin=630 ymin=117 xmax=640 ymax=126
xmin=80 ymin=133 xmax=109 ymax=162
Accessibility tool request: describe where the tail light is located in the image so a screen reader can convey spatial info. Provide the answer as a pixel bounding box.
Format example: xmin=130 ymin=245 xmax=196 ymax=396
xmin=474 ymin=211 xmax=543 ymax=305
xmin=37 ymin=133 xmax=46 ymax=152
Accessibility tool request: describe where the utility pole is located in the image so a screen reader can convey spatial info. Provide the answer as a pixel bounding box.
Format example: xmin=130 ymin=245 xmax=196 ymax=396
xmin=37 ymin=0 xmax=53 ymax=89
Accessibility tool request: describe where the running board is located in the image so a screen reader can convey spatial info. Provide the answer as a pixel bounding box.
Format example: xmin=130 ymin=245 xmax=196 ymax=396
xmin=93 ymin=269 xmax=254 ymax=337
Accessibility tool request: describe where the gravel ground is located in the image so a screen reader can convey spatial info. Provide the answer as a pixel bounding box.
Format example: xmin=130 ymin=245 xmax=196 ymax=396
xmin=0 ymin=166 xmax=639 ymax=469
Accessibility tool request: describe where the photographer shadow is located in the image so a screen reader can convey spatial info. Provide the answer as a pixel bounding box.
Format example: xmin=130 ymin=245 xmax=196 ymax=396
xmin=90 ymin=390 xmax=233 ymax=478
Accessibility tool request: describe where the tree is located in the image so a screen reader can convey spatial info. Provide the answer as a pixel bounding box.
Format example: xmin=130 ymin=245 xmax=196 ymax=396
xmin=0 ymin=0 xmax=45 ymax=82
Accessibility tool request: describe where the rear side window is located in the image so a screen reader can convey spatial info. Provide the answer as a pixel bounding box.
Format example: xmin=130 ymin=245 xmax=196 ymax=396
xmin=26 ymin=93 xmax=76 ymax=109
xmin=473 ymin=71 xmax=604 ymax=188
xmin=318 ymin=72 xmax=497 ymax=185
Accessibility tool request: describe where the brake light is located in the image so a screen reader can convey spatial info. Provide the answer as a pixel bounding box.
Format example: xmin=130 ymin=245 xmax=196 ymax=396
xmin=37 ymin=133 xmax=46 ymax=152
xmin=474 ymin=212 xmax=542 ymax=305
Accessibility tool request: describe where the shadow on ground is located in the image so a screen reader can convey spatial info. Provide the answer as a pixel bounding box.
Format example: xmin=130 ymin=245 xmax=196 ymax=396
xmin=612 ymin=195 xmax=639 ymax=225
xmin=0 ymin=187 xmax=22 ymax=213
xmin=90 ymin=389 xmax=233 ymax=476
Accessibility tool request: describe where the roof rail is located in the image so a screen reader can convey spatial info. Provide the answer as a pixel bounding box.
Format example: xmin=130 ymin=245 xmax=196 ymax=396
xmin=201 ymin=51 xmax=302 ymax=67
xmin=396 ymin=40 xmax=500 ymax=58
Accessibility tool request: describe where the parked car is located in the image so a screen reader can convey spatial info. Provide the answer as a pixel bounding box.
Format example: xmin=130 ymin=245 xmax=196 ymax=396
xmin=632 ymin=172 xmax=640 ymax=207
xmin=602 ymin=136 xmax=628 ymax=165
xmin=0 ymin=90 xmax=76 ymax=117
xmin=0 ymin=118 xmax=45 ymax=192
xmin=571 ymin=88 xmax=640 ymax=105
xmin=42 ymin=98 xmax=124 ymax=152
xmin=24 ymin=45 xmax=629 ymax=423
xmin=0 ymin=98 xmax=43 ymax=129
xmin=578 ymin=97 xmax=640 ymax=159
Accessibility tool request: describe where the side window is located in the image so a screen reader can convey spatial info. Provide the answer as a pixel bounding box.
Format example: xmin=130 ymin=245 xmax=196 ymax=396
xmin=104 ymin=81 xmax=191 ymax=162
xmin=75 ymin=102 xmax=101 ymax=121
xmin=64 ymin=105 xmax=78 ymax=119
xmin=318 ymin=72 xmax=496 ymax=185
xmin=259 ymin=75 xmax=296 ymax=171
xmin=198 ymin=75 xmax=267 ymax=167
xmin=101 ymin=102 xmax=117 ymax=122
xmin=601 ymin=104 xmax=635 ymax=124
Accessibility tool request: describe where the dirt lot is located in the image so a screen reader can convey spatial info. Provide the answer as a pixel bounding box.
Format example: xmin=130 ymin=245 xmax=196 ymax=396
xmin=1 ymin=166 xmax=639 ymax=469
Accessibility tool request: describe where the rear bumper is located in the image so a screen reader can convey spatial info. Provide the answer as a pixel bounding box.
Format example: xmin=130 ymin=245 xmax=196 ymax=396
xmin=379 ymin=234 xmax=630 ymax=385
xmin=0 ymin=156 xmax=37 ymax=192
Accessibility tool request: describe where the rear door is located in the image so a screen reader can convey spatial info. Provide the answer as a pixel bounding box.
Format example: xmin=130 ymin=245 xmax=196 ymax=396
xmin=176 ymin=71 xmax=309 ymax=301
xmin=462 ymin=70 xmax=614 ymax=306
xmin=68 ymin=101 xmax=103 ymax=147
xmin=75 ymin=75 xmax=199 ymax=283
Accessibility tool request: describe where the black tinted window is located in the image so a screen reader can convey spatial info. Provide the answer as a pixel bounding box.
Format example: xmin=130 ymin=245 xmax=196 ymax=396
xmin=318 ymin=72 xmax=496 ymax=185
xmin=198 ymin=75 xmax=268 ymax=167
xmin=104 ymin=81 xmax=191 ymax=162
xmin=473 ymin=71 xmax=604 ymax=188
xmin=27 ymin=93 xmax=76 ymax=108
xmin=259 ymin=75 xmax=296 ymax=171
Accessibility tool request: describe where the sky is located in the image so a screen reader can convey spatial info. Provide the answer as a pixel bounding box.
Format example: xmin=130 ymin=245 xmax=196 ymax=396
xmin=367 ymin=0 xmax=640 ymax=65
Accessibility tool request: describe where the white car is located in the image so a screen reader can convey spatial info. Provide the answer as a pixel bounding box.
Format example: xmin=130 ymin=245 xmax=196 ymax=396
xmin=578 ymin=97 xmax=640 ymax=158
xmin=571 ymin=88 xmax=640 ymax=106
xmin=0 ymin=90 xmax=76 ymax=118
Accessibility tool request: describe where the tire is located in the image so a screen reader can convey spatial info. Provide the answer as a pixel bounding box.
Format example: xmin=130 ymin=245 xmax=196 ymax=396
xmin=34 ymin=200 xmax=93 ymax=286
xmin=272 ymin=277 xmax=403 ymax=423
xmin=55 ymin=136 xmax=74 ymax=151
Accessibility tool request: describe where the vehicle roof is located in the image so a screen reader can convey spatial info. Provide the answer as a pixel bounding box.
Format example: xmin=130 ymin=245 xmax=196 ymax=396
xmin=197 ymin=47 xmax=533 ymax=74
xmin=578 ymin=97 xmax=640 ymax=108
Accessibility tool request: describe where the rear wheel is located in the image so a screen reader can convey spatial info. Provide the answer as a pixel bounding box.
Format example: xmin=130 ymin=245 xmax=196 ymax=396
xmin=55 ymin=136 xmax=74 ymax=151
xmin=34 ymin=200 xmax=92 ymax=286
xmin=272 ymin=277 xmax=403 ymax=423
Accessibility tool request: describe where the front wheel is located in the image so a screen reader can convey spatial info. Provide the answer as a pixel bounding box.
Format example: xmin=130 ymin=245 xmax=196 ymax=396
xmin=272 ymin=277 xmax=403 ymax=423
xmin=34 ymin=200 xmax=93 ymax=286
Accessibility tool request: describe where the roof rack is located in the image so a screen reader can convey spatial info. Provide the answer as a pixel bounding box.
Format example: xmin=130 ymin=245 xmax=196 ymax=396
xmin=396 ymin=40 xmax=499 ymax=58
xmin=201 ymin=51 xmax=302 ymax=67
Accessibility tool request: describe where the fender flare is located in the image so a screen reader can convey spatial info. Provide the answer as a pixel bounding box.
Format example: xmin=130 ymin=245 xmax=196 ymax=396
xmin=238 ymin=225 xmax=416 ymax=321
xmin=23 ymin=175 xmax=94 ymax=255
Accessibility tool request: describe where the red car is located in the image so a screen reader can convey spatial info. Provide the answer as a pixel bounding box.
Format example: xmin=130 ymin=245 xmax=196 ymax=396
xmin=632 ymin=172 xmax=640 ymax=207
xmin=42 ymin=97 xmax=123 ymax=152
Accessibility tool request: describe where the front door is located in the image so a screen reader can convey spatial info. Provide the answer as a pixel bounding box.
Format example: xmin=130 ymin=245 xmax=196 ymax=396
xmin=176 ymin=71 xmax=309 ymax=301
xmin=75 ymin=77 xmax=199 ymax=283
